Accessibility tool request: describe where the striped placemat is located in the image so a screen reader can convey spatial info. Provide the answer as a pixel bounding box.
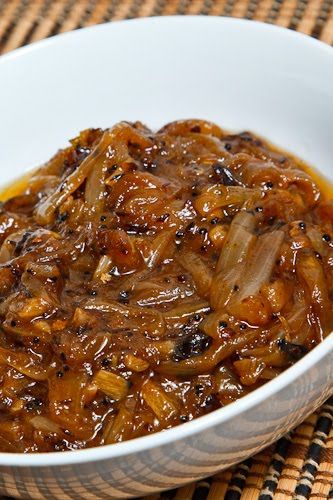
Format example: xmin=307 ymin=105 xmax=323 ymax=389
xmin=1 ymin=1 xmax=333 ymax=499
xmin=0 ymin=0 xmax=332 ymax=54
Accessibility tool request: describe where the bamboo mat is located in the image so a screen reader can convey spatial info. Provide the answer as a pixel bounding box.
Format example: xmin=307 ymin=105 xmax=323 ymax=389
xmin=0 ymin=0 xmax=332 ymax=53
xmin=1 ymin=1 xmax=333 ymax=499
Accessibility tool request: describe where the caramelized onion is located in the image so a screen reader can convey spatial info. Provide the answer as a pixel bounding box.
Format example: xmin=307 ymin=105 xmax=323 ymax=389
xmin=0 ymin=119 xmax=330 ymax=452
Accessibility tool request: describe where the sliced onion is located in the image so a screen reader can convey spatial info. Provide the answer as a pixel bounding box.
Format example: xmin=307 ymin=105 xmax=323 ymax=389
xmin=30 ymin=416 xmax=62 ymax=434
xmin=0 ymin=229 xmax=28 ymax=263
xmin=93 ymin=255 xmax=113 ymax=282
xmin=194 ymin=185 xmax=262 ymax=216
xmin=211 ymin=212 xmax=256 ymax=309
xmin=177 ymin=251 xmax=213 ymax=298
xmin=84 ymin=299 xmax=166 ymax=338
xmin=226 ymin=230 xmax=284 ymax=325
xmin=164 ymin=301 xmax=210 ymax=330
xmin=84 ymin=157 xmax=107 ymax=213
xmin=296 ymin=250 xmax=330 ymax=336
xmin=36 ymin=123 xmax=152 ymax=225
xmin=141 ymin=230 xmax=175 ymax=269
xmin=234 ymin=230 xmax=285 ymax=303
xmin=36 ymin=131 xmax=110 ymax=224
xmin=216 ymin=211 xmax=256 ymax=273
xmin=0 ymin=348 xmax=48 ymax=381
xmin=141 ymin=380 xmax=179 ymax=422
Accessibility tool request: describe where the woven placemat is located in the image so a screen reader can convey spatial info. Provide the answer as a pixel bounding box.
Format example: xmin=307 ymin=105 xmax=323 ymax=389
xmin=0 ymin=0 xmax=332 ymax=53
xmin=1 ymin=1 xmax=333 ymax=499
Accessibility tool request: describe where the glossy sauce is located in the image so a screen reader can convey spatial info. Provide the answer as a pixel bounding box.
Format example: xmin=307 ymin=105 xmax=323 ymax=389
xmin=0 ymin=120 xmax=332 ymax=453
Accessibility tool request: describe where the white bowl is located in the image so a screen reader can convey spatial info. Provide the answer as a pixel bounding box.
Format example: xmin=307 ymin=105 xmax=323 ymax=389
xmin=0 ymin=16 xmax=333 ymax=499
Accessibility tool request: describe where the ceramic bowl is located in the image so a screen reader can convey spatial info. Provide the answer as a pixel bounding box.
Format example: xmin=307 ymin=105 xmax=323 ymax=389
xmin=0 ymin=16 xmax=333 ymax=499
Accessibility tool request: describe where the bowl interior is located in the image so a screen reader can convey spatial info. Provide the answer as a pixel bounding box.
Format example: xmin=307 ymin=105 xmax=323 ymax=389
xmin=0 ymin=17 xmax=333 ymax=183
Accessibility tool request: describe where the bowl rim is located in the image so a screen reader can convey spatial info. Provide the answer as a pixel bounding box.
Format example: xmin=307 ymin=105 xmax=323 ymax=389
xmin=0 ymin=14 xmax=332 ymax=468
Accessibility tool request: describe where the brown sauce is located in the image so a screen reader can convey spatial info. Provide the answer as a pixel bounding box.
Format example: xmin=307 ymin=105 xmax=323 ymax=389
xmin=0 ymin=119 xmax=332 ymax=453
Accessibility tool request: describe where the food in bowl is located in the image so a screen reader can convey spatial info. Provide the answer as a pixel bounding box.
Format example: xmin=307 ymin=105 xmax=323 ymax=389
xmin=0 ymin=119 xmax=332 ymax=453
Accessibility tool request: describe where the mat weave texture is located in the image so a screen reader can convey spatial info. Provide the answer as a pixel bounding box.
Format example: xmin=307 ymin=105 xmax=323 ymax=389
xmin=1 ymin=1 xmax=333 ymax=499
xmin=0 ymin=0 xmax=333 ymax=53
